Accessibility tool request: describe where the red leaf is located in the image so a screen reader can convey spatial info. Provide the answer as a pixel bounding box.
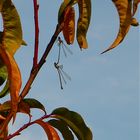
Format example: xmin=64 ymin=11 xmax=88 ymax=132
xmin=35 ymin=120 xmax=60 ymax=140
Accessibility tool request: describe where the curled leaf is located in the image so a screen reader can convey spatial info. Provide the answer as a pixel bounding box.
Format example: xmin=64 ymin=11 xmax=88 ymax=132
xmin=0 ymin=47 xmax=22 ymax=120
xmin=63 ymin=7 xmax=75 ymax=45
xmin=35 ymin=120 xmax=60 ymax=140
xmin=101 ymin=0 xmax=132 ymax=53
xmin=76 ymin=0 xmax=91 ymax=49
xmin=51 ymin=107 xmax=93 ymax=140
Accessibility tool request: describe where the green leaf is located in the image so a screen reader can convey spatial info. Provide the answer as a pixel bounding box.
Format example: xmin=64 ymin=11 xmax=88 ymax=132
xmin=0 ymin=65 xmax=7 ymax=86
xmin=0 ymin=80 xmax=9 ymax=98
xmin=51 ymin=107 xmax=93 ymax=140
xmin=48 ymin=119 xmax=74 ymax=140
xmin=23 ymin=98 xmax=46 ymax=114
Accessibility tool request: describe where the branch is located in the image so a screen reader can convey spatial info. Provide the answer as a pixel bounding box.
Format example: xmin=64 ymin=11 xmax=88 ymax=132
xmin=0 ymin=23 xmax=63 ymax=137
xmin=19 ymin=23 xmax=63 ymax=101
xmin=6 ymin=114 xmax=51 ymax=140
xmin=33 ymin=0 xmax=39 ymax=68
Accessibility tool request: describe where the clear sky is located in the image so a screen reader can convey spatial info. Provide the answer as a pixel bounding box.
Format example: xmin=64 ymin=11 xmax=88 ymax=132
xmin=1 ymin=0 xmax=139 ymax=140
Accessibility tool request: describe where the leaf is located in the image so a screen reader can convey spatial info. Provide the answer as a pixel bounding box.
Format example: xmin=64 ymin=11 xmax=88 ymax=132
xmin=48 ymin=119 xmax=74 ymax=140
xmin=0 ymin=80 xmax=9 ymax=98
xmin=0 ymin=100 xmax=31 ymax=118
xmin=18 ymin=101 xmax=31 ymax=117
xmin=0 ymin=0 xmax=24 ymax=99
xmin=63 ymin=7 xmax=75 ymax=45
xmin=101 ymin=0 xmax=132 ymax=54
xmin=76 ymin=0 xmax=91 ymax=49
xmin=1 ymin=0 xmax=23 ymax=55
xmin=0 ymin=47 xmax=22 ymax=121
xmin=0 ymin=0 xmax=24 ymax=121
xmin=23 ymin=98 xmax=46 ymax=114
xmin=131 ymin=17 xmax=139 ymax=26
xmin=0 ymin=101 xmax=11 ymax=113
xmin=0 ymin=65 xmax=7 ymax=86
xmin=35 ymin=120 xmax=60 ymax=140
xmin=51 ymin=107 xmax=93 ymax=140
xmin=58 ymin=0 xmax=76 ymax=24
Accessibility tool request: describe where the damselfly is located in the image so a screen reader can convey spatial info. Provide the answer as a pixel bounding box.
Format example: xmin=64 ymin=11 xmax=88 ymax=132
xmin=54 ymin=62 xmax=71 ymax=89
xmin=54 ymin=37 xmax=72 ymax=89
xmin=57 ymin=36 xmax=73 ymax=58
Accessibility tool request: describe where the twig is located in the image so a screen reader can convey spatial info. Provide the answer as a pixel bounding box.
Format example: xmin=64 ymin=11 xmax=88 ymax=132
xmin=5 ymin=114 xmax=51 ymax=140
xmin=33 ymin=0 xmax=39 ymax=68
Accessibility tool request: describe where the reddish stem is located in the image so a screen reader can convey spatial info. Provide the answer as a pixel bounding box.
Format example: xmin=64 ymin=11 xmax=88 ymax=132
xmin=33 ymin=0 xmax=39 ymax=68
xmin=5 ymin=114 xmax=51 ymax=140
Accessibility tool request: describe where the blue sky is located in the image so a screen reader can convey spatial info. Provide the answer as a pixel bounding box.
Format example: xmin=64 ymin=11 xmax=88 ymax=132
xmin=0 ymin=0 xmax=139 ymax=140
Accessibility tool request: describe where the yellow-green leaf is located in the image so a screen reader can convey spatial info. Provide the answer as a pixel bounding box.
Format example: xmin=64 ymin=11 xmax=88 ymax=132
xmin=101 ymin=0 xmax=132 ymax=53
xmin=1 ymin=0 xmax=23 ymax=55
xmin=76 ymin=0 xmax=91 ymax=49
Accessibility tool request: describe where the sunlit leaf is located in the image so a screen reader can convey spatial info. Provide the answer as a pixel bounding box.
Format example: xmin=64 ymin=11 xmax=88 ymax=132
xmin=23 ymin=98 xmax=46 ymax=114
xmin=63 ymin=7 xmax=75 ymax=45
xmin=35 ymin=120 xmax=60 ymax=140
xmin=51 ymin=107 xmax=93 ymax=140
xmin=48 ymin=119 xmax=74 ymax=140
xmin=101 ymin=0 xmax=132 ymax=53
xmin=1 ymin=0 xmax=23 ymax=55
xmin=0 ymin=47 xmax=22 ymax=121
xmin=131 ymin=17 xmax=139 ymax=26
xmin=76 ymin=0 xmax=91 ymax=49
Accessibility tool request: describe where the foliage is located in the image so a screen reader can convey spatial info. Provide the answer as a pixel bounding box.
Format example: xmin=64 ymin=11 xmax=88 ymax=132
xmin=0 ymin=0 xmax=139 ymax=139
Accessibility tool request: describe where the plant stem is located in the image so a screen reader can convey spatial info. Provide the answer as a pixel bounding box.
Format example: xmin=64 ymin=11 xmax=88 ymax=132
xmin=33 ymin=0 xmax=39 ymax=68
xmin=19 ymin=23 xmax=63 ymax=101
xmin=6 ymin=114 xmax=51 ymax=140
